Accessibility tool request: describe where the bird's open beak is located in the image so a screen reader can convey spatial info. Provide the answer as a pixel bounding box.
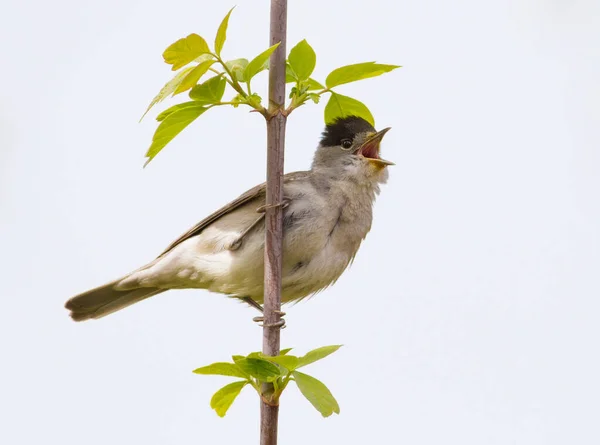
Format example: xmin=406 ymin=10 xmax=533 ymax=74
xmin=358 ymin=127 xmax=394 ymax=167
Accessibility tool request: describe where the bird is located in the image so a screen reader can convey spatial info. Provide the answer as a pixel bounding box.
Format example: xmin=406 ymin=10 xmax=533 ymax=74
xmin=65 ymin=115 xmax=393 ymax=322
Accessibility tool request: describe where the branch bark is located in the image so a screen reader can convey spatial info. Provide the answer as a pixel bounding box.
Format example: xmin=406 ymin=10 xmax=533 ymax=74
xmin=261 ymin=1 xmax=287 ymax=445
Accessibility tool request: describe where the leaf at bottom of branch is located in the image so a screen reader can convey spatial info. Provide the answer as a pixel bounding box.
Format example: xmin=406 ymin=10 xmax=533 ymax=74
xmin=210 ymin=381 xmax=247 ymax=417
xmin=292 ymin=371 xmax=340 ymax=417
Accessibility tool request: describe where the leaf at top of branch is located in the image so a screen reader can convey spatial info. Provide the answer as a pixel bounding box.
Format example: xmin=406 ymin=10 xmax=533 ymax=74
xmin=297 ymin=345 xmax=342 ymax=368
xmin=285 ymin=63 xmax=298 ymax=83
xmin=193 ymin=362 xmax=250 ymax=379
xmin=173 ymin=59 xmax=216 ymax=95
xmin=232 ymin=356 xmax=282 ymax=382
xmin=324 ymin=92 xmax=374 ymax=126
xmin=225 ymin=58 xmax=249 ymax=82
xmin=292 ymin=371 xmax=340 ymax=417
xmin=306 ymin=78 xmax=325 ymax=91
xmin=288 ymin=39 xmax=316 ymax=81
xmin=210 ymin=381 xmax=247 ymax=417
xmin=189 ymin=75 xmax=226 ymax=104
xmin=245 ymin=42 xmax=281 ymax=82
xmin=144 ymin=104 xmax=208 ymax=166
xmin=140 ymin=66 xmax=195 ymax=121
xmin=163 ymin=34 xmax=211 ymax=71
xmin=215 ymin=7 xmax=235 ymax=56
xmin=156 ymin=101 xmax=202 ymax=122
xmin=325 ymin=62 xmax=400 ymax=88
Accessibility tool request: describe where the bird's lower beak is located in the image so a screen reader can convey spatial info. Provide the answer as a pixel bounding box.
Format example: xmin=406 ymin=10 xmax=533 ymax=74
xmin=358 ymin=127 xmax=394 ymax=167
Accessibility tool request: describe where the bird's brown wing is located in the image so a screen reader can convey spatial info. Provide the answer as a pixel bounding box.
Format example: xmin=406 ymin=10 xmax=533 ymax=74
xmin=158 ymin=170 xmax=310 ymax=257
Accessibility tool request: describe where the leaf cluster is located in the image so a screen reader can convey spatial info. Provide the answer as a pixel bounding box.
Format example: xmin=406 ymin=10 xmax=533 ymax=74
xmin=193 ymin=345 xmax=342 ymax=417
xmin=141 ymin=7 xmax=400 ymax=166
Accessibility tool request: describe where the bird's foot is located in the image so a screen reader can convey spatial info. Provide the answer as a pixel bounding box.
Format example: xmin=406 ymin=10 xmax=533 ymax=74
xmin=256 ymin=197 xmax=291 ymax=213
xmin=253 ymin=311 xmax=286 ymax=329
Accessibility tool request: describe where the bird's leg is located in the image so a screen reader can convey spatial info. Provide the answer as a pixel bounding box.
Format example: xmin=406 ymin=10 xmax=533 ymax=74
xmin=241 ymin=296 xmax=264 ymax=313
xmin=240 ymin=198 xmax=290 ymax=328
xmin=255 ymin=196 xmax=291 ymax=214
xmin=241 ymin=297 xmax=286 ymax=328
xmin=228 ymin=197 xmax=291 ymax=252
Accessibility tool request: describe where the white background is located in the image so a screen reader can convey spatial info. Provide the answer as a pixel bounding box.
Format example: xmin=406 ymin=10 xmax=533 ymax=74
xmin=1 ymin=0 xmax=599 ymax=444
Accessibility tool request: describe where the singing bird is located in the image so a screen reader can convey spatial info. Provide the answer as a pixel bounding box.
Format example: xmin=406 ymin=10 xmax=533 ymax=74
xmin=65 ymin=116 xmax=392 ymax=321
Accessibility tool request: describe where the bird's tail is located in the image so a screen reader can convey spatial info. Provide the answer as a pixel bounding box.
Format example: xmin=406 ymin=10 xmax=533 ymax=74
xmin=65 ymin=280 xmax=165 ymax=322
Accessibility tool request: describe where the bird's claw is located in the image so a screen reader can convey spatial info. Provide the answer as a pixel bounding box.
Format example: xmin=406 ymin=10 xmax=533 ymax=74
xmin=253 ymin=315 xmax=286 ymax=329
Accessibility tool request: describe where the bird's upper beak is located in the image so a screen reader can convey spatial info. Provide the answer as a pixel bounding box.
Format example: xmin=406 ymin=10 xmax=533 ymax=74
xmin=357 ymin=127 xmax=394 ymax=167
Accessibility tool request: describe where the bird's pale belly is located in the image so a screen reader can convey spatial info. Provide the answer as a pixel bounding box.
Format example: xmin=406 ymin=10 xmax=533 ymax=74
xmin=194 ymin=229 xmax=352 ymax=304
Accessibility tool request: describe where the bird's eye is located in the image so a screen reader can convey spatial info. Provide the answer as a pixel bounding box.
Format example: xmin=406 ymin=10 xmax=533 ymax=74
xmin=341 ymin=139 xmax=352 ymax=149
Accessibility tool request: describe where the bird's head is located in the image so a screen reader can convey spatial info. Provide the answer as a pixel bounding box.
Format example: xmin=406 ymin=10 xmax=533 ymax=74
xmin=312 ymin=116 xmax=392 ymax=183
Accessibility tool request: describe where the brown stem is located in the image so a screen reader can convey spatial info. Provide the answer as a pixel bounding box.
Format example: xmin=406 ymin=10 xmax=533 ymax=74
xmin=261 ymin=1 xmax=287 ymax=445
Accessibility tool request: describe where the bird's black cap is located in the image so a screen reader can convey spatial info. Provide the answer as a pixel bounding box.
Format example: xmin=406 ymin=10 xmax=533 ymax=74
xmin=320 ymin=116 xmax=376 ymax=147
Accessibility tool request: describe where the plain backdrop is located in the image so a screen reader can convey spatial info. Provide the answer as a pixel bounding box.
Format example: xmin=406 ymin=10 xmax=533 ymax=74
xmin=1 ymin=0 xmax=599 ymax=444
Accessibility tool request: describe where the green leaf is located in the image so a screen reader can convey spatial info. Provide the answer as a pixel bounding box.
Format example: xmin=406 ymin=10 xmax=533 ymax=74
xmin=140 ymin=66 xmax=195 ymax=121
xmin=285 ymin=63 xmax=298 ymax=83
xmin=325 ymin=62 xmax=401 ymax=88
xmin=308 ymin=93 xmax=320 ymax=104
xmin=298 ymin=345 xmax=342 ymax=368
xmin=233 ymin=357 xmax=282 ymax=381
xmin=259 ymin=354 xmax=300 ymax=371
xmin=193 ymin=362 xmax=249 ymax=379
xmin=288 ymin=39 xmax=316 ymax=81
xmin=245 ymin=42 xmax=281 ymax=82
xmin=163 ymin=34 xmax=211 ymax=71
xmin=189 ymin=76 xmax=226 ymax=104
xmin=280 ymin=348 xmax=293 ymax=355
xmin=225 ymin=58 xmax=249 ymax=82
xmin=210 ymin=381 xmax=247 ymax=417
xmin=173 ymin=60 xmax=215 ymax=95
xmin=144 ymin=104 xmax=207 ymax=165
xmin=293 ymin=371 xmax=340 ymax=417
xmin=246 ymin=93 xmax=262 ymax=108
xmin=215 ymin=7 xmax=235 ymax=56
xmin=156 ymin=101 xmax=202 ymax=122
xmin=194 ymin=53 xmax=214 ymax=64
xmin=324 ymin=93 xmax=374 ymax=126
xmin=306 ymin=78 xmax=325 ymax=91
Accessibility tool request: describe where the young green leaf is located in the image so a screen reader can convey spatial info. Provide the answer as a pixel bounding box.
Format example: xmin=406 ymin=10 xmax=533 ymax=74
xmin=292 ymin=371 xmax=340 ymax=417
xmin=189 ymin=76 xmax=226 ymax=104
xmin=309 ymin=93 xmax=320 ymax=104
xmin=233 ymin=357 xmax=282 ymax=381
xmin=288 ymin=39 xmax=316 ymax=81
xmin=173 ymin=60 xmax=215 ymax=95
xmin=210 ymin=381 xmax=247 ymax=417
xmin=214 ymin=7 xmax=235 ymax=56
xmin=225 ymin=58 xmax=249 ymax=82
xmin=156 ymin=101 xmax=203 ymax=122
xmin=306 ymin=78 xmax=325 ymax=91
xmin=140 ymin=66 xmax=195 ymax=121
xmin=245 ymin=42 xmax=281 ymax=82
xmin=163 ymin=34 xmax=211 ymax=71
xmin=324 ymin=92 xmax=374 ymax=126
xmin=325 ymin=62 xmax=400 ymax=88
xmin=280 ymin=348 xmax=293 ymax=355
xmin=144 ymin=104 xmax=207 ymax=165
xmin=259 ymin=353 xmax=300 ymax=371
xmin=193 ymin=362 xmax=249 ymax=379
xmin=297 ymin=345 xmax=342 ymax=368
xmin=285 ymin=63 xmax=298 ymax=83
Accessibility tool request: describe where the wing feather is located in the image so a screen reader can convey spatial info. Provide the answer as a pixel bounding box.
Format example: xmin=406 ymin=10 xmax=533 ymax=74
xmin=158 ymin=171 xmax=310 ymax=257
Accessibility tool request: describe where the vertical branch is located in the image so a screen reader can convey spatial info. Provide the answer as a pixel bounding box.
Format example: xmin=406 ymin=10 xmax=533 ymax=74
xmin=261 ymin=1 xmax=287 ymax=445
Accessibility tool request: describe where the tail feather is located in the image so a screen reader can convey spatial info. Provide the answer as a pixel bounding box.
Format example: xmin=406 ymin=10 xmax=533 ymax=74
xmin=65 ymin=280 xmax=165 ymax=322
